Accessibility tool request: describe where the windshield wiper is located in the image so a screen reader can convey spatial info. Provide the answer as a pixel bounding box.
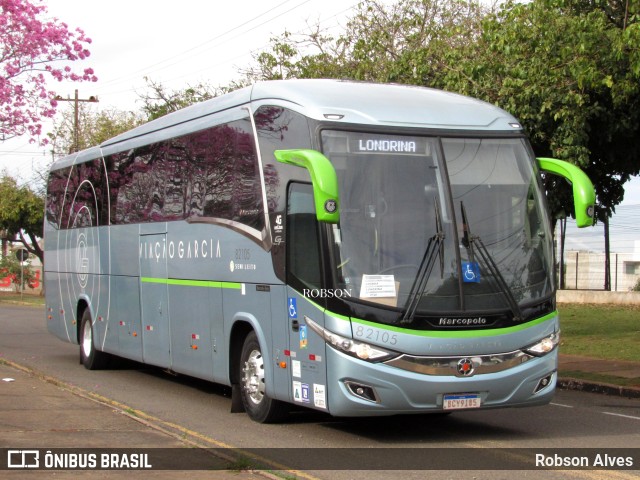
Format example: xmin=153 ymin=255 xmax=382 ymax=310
xmin=460 ymin=201 xmax=523 ymax=322
xmin=401 ymin=201 xmax=445 ymax=324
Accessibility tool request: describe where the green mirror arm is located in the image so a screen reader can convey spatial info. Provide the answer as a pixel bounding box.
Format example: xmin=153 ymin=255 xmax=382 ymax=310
xmin=274 ymin=149 xmax=340 ymax=223
xmin=537 ymin=157 xmax=596 ymax=228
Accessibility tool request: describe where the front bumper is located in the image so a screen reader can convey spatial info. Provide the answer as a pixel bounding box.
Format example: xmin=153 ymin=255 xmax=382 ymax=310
xmin=326 ymin=346 xmax=558 ymax=416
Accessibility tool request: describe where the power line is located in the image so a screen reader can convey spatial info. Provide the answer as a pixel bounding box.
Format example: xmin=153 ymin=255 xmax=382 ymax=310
xmin=0 ymin=151 xmax=47 ymax=156
xmin=98 ymin=0 xmax=305 ymax=90
xmin=93 ymin=0 xmax=365 ymax=101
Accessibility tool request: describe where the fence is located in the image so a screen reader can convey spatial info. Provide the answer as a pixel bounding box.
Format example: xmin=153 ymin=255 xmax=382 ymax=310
xmin=561 ymin=250 xmax=640 ymax=291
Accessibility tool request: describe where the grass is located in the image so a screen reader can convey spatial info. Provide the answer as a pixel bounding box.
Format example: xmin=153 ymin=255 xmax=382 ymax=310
xmin=559 ymin=370 xmax=640 ymax=388
xmin=1 ymin=292 xmax=637 ymax=361
xmin=0 ymin=291 xmax=45 ymax=306
xmin=2 ymin=292 xmax=638 ymax=388
xmin=557 ymin=303 xmax=640 ymax=362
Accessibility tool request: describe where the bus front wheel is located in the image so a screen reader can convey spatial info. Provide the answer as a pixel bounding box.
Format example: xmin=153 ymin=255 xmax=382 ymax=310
xmin=80 ymin=309 xmax=110 ymax=370
xmin=240 ymin=331 xmax=288 ymax=423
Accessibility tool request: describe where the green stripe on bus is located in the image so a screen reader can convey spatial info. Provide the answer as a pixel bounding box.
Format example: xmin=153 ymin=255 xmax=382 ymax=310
xmin=140 ymin=277 xmax=242 ymax=289
xmin=348 ymin=311 xmax=558 ymax=338
xmin=298 ymin=293 xmax=558 ymax=338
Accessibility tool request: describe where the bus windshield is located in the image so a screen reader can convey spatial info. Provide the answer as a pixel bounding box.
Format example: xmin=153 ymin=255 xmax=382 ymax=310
xmin=321 ymin=131 xmax=554 ymax=321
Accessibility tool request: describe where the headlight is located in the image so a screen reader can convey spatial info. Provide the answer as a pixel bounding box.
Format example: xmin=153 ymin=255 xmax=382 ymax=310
xmin=304 ymin=316 xmax=398 ymax=362
xmin=523 ymin=331 xmax=560 ymax=356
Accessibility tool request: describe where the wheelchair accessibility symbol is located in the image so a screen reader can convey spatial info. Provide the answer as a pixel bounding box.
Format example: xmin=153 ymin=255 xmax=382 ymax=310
xmin=288 ymin=297 xmax=298 ymax=319
xmin=462 ymin=262 xmax=480 ymax=283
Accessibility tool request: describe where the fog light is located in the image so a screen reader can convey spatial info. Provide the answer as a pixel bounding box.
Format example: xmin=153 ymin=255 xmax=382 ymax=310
xmin=534 ymin=373 xmax=554 ymax=393
xmin=345 ymin=381 xmax=379 ymax=403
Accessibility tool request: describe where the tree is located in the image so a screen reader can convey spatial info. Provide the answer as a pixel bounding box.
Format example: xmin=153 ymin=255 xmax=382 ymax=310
xmin=0 ymin=174 xmax=44 ymax=263
xmin=0 ymin=253 xmax=37 ymax=292
xmin=48 ymin=104 xmax=145 ymax=155
xmin=0 ymin=0 xmax=97 ymax=143
xmin=442 ymin=0 xmax=640 ymax=290
xmin=138 ymin=77 xmax=231 ymax=121
xmin=243 ymin=0 xmax=640 ymax=290
xmin=240 ymin=0 xmax=488 ymax=84
xmin=243 ymin=0 xmax=639 ymax=209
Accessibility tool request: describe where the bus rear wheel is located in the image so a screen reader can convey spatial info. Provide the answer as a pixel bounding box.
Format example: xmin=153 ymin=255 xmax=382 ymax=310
xmin=80 ymin=309 xmax=110 ymax=370
xmin=240 ymin=331 xmax=288 ymax=423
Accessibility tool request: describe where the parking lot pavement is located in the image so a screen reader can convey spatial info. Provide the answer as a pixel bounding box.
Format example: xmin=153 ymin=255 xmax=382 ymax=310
xmin=0 ymin=361 xmax=271 ymax=478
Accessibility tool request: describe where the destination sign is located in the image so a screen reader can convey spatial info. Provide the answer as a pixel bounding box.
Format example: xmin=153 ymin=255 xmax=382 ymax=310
xmin=349 ymin=135 xmax=430 ymax=155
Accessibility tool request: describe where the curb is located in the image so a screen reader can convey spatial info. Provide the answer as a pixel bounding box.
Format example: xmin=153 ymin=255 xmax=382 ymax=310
xmin=558 ymin=377 xmax=640 ymax=399
xmin=0 ymin=359 xmax=291 ymax=479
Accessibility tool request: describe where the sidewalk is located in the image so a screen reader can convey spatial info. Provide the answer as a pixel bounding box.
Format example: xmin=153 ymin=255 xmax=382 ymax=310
xmin=558 ymin=354 xmax=640 ymax=398
xmin=0 ymin=361 xmax=270 ymax=478
xmin=1 ymin=354 xmax=639 ymax=477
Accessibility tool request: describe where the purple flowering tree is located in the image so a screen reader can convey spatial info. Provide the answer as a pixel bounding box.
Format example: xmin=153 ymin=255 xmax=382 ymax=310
xmin=0 ymin=0 xmax=97 ymax=143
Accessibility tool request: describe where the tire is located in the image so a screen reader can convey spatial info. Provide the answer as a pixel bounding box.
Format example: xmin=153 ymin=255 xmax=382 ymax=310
xmin=79 ymin=309 xmax=110 ymax=370
xmin=239 ymin=331 xmax=288 ymax=423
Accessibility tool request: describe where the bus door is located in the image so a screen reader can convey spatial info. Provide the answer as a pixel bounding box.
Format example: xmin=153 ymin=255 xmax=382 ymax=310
xmin=139 ymin=227 xmax=171 ymax=368
xmin=285 ymin=183 xmax=329 ymax=411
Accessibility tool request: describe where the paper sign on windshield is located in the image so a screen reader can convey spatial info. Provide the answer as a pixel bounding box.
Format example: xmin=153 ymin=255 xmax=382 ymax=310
xmin=360 ymin=275 xmax=397 ymax=298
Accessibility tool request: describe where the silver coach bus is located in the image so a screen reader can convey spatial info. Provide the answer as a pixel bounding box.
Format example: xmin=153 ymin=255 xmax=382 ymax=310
xmin=44 ymin=80 xmax=595 ymax=422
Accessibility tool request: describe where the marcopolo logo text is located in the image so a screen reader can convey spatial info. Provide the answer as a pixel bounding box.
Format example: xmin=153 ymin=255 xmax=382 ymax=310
xmin=438 ymin=317 xmax=487 ymax=326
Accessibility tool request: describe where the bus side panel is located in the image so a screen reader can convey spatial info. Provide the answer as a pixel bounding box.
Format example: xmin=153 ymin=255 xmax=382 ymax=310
xmin=44 ymin=226 xmax=68 ymax=343
xmin=285 ymin=290 xmax=329 ymax=412
xmin=46 ymin=226 xmax=111 ymax=347
xmin=45 ymin=226 xmax=78 ymax=343
xmin=43 ymin=221 xmax=61 ymax=273
xmin=110 ymin=225 xmax=141 ymax=277
xmin=44 ymin=271 xmax=71 ymax=343
xmin=90 ymin=227 xmax=113 ymax=353
xmin=139 ymin=233 xmax=170 ymax=368
xmin=109 ymin=224 xmax=143 ymax=360
xmin=110 ymin=275 xmax=142 ymax=362
xmin=169 ymin=283 xmax=223 ymax=380
xmin=269 ymin=285 xmax=290 ymax=402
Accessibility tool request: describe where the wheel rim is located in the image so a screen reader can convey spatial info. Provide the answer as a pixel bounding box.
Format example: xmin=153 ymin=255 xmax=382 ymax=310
xmin=242 ymin=349 xmax=265 ymax=405
xmin=82 ymin=319 xmax=92 ymax=358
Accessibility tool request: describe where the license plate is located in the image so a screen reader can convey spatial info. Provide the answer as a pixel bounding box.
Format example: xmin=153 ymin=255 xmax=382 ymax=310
xmin=443 ymin=393 xmax=482 ymax=410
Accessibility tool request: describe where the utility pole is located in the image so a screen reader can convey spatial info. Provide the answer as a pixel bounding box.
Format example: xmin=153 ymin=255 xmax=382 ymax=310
xmin=55 ymin=89 xmax=99 ymax=153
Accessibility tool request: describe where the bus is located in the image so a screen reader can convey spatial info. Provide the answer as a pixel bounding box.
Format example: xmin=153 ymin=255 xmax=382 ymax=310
xmin=44 ymin=79 xmax=595 ymax=423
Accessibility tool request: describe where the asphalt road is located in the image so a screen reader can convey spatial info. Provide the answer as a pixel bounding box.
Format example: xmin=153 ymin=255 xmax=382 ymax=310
xmin=1 ymin=304 xmax=639 ymax=479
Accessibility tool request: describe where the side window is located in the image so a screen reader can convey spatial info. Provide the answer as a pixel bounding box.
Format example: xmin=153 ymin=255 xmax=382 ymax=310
xmin=78 ymin=159 xmax=108 ymax=227
xmin=46 ymin=167 xmax=70 ymax=229
xmin=190 ymin=119 xmax=264 ymax=230
xmin=107 ymin=118 xmax=263 ymax=229
xmin=287 ymin=183 xmax=322 ymax=290
xmin=254 ymin=106 xmax=312 ymax=213
xmin=56 ymin=160 xmax=104 ymax=229
xmin=108 ymin=151 xmax=148 ymax=225
xmin=108 ymin=145 xmax=166 ymax=225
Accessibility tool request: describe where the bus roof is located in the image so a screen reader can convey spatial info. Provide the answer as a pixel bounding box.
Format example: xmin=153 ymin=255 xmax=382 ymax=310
xmin=59 ymin=80 xmax=522 ymax=168
xmin=250 ymin=79 xmax=520 ymax=131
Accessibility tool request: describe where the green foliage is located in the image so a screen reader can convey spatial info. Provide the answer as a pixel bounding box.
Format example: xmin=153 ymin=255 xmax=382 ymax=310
xmin=138 ymin=77 xmax=240 ymax=120
xmin=441 ymin=0 xmax=640 ymax=221
xmin=632 ymin=277 xmax=640 ymax=292
xmin=241 ymin=0 xmax=488 ymax=84
xmin=0 ymin=174 xmax=44 ymax=263
xmin=49 ymin=104 xmax=145 ymax=154
xmin=123 ymin=0 xmax=640 ymax=234
xmin=0 ymin=254 xmax=37 ymax=292
xmin=239 ymin=0 xmax=640 ymax=226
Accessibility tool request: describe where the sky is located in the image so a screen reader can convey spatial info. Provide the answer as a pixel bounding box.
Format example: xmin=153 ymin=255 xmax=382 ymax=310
xmin=1 ymin=0 xmax=377 ymax=181
xmin=1 ymin=0 xmax=638 ymax=254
